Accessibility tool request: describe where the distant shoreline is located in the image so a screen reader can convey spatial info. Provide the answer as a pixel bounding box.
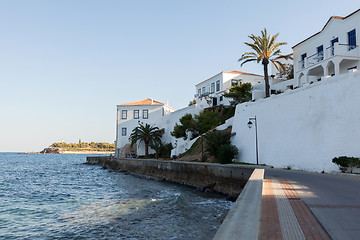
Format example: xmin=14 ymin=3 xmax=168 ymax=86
xmin=23 ymin=151 xmax=114 ymax=155
xmin=24 ymin=147 xmax=114 ymax=155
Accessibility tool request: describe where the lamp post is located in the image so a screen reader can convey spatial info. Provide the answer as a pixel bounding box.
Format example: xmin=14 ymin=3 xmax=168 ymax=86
xmin=247 ymin=116 xmax=259 ymax=165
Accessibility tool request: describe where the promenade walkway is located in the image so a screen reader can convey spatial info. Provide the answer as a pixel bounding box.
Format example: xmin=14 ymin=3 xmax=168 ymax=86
xmin=260 ymin=169 xmax=360 ymax=240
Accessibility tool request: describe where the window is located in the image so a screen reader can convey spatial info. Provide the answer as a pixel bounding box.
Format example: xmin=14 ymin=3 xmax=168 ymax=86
xmin=231 ymin=79 xmax=238 ymax=86
xmin=216 ymin=80 xmax=220 ymax=91
xmin=348 ymin=29 xmax=356 ymax=50
xmin=198 ymin=89 xmax=201 ymax=97
xmin=331 ymin=38 xmax=338 ymax=55
xmin=211 ymin=83 xmax=215 ymax=93
xmin=301 ymin=53 xmax=307 ymax=69
xmin=133 ymin=110 xmax=139 ymax=119
xmin=121 ymin=110 xmax=127 ymax=119
xmin=202 ymin=87 xmax=205 ymax=94
xmin=317 ymin=45 xmax=323 ymax=62
xmin=220 ymin=96 xmax=223 ymax=101
xmin=143 ymin=109 xmax=148 ymax=119
xmin=122 ymin=127 xmax=127 ymax=136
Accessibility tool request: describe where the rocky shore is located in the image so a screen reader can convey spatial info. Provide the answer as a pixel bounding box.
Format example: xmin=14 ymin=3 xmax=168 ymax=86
xmin=26 ymin=147 xmax=114 ymax=155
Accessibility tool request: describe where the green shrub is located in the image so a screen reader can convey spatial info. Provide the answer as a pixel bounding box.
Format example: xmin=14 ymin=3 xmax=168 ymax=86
xmin=204 ymin=131 xmax=233 ymax=158
xmin=221 ymin=106 xmax=235 ymax=123
xmin=149 ymin=142 xmax=173 ymax=159
xmin=223 ymin=82 xmax=252 ymax=106
xmin=196 ymin=111 xmax=222 ymax=135
xmin=332 ymin=156 xmax=360 ymax=173
xmin=217 ymin=144 xmax=238 ymax=164
xmin=171 ymin=114 xmax=197 ymax=140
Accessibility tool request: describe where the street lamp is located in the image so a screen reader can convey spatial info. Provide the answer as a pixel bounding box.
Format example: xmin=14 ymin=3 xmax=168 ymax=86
xmin=247 ymin=116 xmax=259 ymax=165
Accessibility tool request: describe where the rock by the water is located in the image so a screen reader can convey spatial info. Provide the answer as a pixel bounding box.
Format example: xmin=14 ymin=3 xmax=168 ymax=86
xmin=39 ymin=148 xmax=60 ymax=154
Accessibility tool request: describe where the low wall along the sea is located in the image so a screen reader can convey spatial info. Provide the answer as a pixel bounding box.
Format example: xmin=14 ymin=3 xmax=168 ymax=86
xmin=86 ymin=156 xmax=255 ymax=198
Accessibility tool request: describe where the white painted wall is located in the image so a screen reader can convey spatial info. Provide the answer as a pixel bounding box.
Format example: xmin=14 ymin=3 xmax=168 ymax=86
xmin=158 ymin=104 xmax=204 ymax=157
xmin=195 ymin=72 xmax=223 ymax=97
xmin=115 ymin=103 xmax=174 ymax=157
xmin=293 ymin=10 xmax=360 ymax=85
xmin=195 ymin=71 xmax=264 ymax=108
xmin=271 ymin=78 xmax=296 ymax=92
xmin=231 ymin=71 xmax=360 ymax=172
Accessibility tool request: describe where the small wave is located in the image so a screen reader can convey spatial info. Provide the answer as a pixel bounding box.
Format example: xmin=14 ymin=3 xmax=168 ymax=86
xmin=60 ymin=198 xmax=160 ymax=225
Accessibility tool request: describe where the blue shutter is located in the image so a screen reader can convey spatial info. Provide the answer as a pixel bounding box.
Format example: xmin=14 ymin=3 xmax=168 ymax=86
xmin=348 ymin=29 xmax=356 ymax=49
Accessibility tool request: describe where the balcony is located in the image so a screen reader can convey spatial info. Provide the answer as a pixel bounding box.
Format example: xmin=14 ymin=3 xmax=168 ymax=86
xmin=297 ymin=43 xmax=360 ymax=72
xmin=307 ymin=51 xmax=324 ymax=65
xmin=326 ymin=43 xmax=359 ymax=57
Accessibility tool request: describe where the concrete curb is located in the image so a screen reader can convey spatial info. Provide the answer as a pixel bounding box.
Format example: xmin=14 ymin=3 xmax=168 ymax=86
xmin=213 ymin=168 xmax=264 ymax=240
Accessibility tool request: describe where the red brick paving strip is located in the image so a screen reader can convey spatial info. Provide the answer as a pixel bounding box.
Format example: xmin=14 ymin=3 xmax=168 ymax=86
xmin=280 ymin=180 xmax=330 ymax=240
xmin=259 ymin=179 xmax=283 ymax=240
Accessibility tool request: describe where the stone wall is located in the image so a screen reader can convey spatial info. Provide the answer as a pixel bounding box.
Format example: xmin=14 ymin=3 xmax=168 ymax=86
xmin=86 ymin=156 xmax=255 ymax=198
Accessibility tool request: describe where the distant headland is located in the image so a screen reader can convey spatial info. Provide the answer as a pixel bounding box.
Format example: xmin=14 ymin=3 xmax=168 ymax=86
xmin=32 ymin=141 xmax=115 ymax=154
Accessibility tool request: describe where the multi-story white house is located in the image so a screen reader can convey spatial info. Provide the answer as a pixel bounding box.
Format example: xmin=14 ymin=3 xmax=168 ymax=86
xmin=115 ymin=98 xmax=175 ymax=157
xmin=293 ymin=9 xmax=360 ymax=86
xmin=195 ymin=70 xmax=264 ymax=106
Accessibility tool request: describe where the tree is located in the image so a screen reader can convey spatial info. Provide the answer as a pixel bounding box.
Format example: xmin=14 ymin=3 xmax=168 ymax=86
xmin=239 ymin=28 xmax=291 ymax=97
xmin=130 ymin=123 xmax=163 ymax=157
xmin=332 ymin=156 xmax=360 ymax=173
xmin=195 ymin=110 xmax=222 ymax=135
xmin=171 ymin=114 xmax=197 ymax=140
xmin=223 ymin=82 xmax=252 ymax=106
xmin=279 ymin=63 xmax=294 ymax=80
xmin=204 ymin=130 xmax=237 ymax=164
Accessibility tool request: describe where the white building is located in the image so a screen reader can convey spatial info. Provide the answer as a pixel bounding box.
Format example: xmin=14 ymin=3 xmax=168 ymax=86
xmin=195 ymin=70 xmax=264 ymax=107
xmin=293 ymin=8 xmax=360 ymax=87
xmin=266 ymin=53 xmax=297 ymax=94
xmin=115 ymin=98 xmax=175 ymax=157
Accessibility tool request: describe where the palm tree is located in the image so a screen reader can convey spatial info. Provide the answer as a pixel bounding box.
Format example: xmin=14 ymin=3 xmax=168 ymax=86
xmin=239 ymin=28 xmax=291 ymax=97
xmin=130 ymin=123 xmax=163 ymax=157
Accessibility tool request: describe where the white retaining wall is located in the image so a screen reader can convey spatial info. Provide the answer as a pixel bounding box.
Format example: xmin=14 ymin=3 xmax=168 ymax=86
xmin=231 ymin=71 xmax=360 ymax=172
xmin=158 ymin=104 xmax=204 ymax=157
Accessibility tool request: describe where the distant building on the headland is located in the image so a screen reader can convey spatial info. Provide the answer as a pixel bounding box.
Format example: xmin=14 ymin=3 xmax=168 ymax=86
xmin=195 ymin=70 xmax=264 ymax=107
xmin=115 ymin=98 xmax=175 ymax=157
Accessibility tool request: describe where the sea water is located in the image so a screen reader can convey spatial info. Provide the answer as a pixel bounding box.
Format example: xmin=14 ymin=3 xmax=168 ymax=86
xmin=0 ymin=153 xmax=232 ymax=239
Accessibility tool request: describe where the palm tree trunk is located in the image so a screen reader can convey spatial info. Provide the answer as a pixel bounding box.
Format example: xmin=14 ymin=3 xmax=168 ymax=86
xmin=145 ymin=142 xmax=149 ymax=157
xmin=263 ymin=62 xmax=270 ymax=97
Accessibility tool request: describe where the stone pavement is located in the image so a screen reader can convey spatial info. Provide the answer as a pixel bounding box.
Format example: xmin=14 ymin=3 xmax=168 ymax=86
xmin=260 ymin=169 xmax=360 ymax=240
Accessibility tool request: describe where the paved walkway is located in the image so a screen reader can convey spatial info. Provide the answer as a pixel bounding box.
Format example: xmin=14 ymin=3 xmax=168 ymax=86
xmin=259 ymin=169 xmax=360 ymax=240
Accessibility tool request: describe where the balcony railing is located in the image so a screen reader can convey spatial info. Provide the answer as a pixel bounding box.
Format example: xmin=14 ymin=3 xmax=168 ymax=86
xmin=298 ymin=43 xmax=359 ymax=71
xmin=307 ymin=51 xmax=324 ymax=65
xmin=298 ymin=59 xmax=305 ymax=71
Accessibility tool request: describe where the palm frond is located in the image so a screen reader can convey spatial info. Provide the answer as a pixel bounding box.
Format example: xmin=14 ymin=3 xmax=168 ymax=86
xmin=271 ymin=60 xmax=286 ymax=72
xmin=240 ymin=58 xmax=257 ymax=66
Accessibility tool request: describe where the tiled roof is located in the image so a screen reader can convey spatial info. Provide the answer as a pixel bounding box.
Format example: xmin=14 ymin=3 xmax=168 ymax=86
xmin=292 ymin=8 xmax=360 ymax=48
xmin=224 ymin=70 xmax=263 ymax=77
xmin=118 ymin=98 xmax=164 ymax=106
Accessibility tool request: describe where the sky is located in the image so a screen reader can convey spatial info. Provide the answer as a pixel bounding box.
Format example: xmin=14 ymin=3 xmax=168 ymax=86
xmin=0 ymin=0 xmax=358 ymax=152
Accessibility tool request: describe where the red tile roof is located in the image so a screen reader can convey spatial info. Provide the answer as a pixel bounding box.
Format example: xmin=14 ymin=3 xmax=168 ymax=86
xmin=118 ymin=98 xmax=164 ymax=106
xmin=224 ymin=70 xmax=263 ymax=77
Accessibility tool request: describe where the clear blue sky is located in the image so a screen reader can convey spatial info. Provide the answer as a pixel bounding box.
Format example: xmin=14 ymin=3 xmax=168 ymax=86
xmin=0 ymin=0 xmax=358 ymax=152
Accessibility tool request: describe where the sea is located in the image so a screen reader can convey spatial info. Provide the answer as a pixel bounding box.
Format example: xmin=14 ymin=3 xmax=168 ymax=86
xmin=0 ymin=153 xmax=233 ymax=240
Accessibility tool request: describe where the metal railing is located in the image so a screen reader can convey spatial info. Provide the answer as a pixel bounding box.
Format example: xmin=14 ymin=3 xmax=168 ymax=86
xmin=298 ymin=59 xmax=305 ymax=71
xmin=300 ymin=44 xmax=360 ymax=70
xmin=307 ymin=51 xmax=324 ymax=65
